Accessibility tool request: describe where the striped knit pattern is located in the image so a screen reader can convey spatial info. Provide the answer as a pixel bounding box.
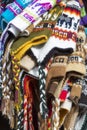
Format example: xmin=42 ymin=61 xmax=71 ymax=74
xmin=38 ymin=63 xmax=48 ymax=119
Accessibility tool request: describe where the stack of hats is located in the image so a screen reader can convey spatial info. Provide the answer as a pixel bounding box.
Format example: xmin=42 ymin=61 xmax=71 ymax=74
xmin=1 ymin=0 xmax=87 ymax=130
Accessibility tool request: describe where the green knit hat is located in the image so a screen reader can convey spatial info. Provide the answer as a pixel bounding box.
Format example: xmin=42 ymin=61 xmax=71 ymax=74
xmin=10 ymin=5 xmax=64 ymax=61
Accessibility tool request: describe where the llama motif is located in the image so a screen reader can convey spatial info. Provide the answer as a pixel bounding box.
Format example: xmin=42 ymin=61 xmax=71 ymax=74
xmin=57 ymin=13 xmax=74 ymax=29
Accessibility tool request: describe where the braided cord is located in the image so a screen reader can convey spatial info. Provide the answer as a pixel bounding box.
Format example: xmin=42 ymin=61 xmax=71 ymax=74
xmin=16 ymin=101 xmax=24 ymax=130
xmin=52 ymin=98 xmax=60 ymax=130
xmin=11 ymin=52 xmax=22 ymax=111
xmin=38 ymin=63 xmax=48 ymax=119
xmin=0 ymin=31 xmax=9 ymax=99
xmin=24 ymin=95 xmax=28 ymax=130
xmin=24 ymin=76 xmax=34 ymax=130
xmin=38 ymin=57 xmax=53 ymax=119
xmin=1 ymin=43 xmax=12 ymax=117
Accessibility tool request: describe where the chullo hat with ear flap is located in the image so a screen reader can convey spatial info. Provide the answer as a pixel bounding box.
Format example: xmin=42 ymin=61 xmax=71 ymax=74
xmin=10 ymin=4 xmax=64 ymax=61
xmin=46 ymin=55 xmax=68 ymax=89
xmin=38 ymin=0 xmax=81 ymax=66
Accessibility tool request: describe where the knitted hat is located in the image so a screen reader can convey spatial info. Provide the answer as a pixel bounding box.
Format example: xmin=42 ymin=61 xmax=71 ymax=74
xmin=10 ymin=4 xmax=64 ymax=60
xmin=38 ymin=0 xmax=81 ymax=65
xmin=1 ymin=0 xmax=33 ymax=30
xmin=9 ymin=0 xmax=57 ymax=33
xmin=46 ymin=56 xmax=68 ymax=89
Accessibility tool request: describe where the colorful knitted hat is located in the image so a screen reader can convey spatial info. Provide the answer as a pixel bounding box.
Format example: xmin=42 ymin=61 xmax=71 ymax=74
xmin=38 ymin=0 xmax=81 ymax=65
xmin=1 ymin=0 xmax=33 ymax=31
xmin=10 ymin=4 xmax=64 ymax=61
xmin=46 ymin=56 xmax=68 ymax=89
xmin=8 ymin=0 xmax=57 ymax=34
